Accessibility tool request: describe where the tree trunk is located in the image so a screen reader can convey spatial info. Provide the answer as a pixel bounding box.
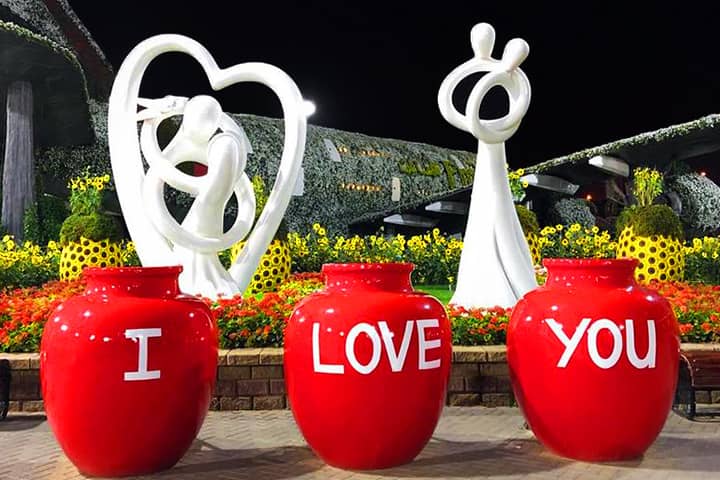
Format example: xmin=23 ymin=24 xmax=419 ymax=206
xmin=2 ymin=81 xmax=34 ymax=240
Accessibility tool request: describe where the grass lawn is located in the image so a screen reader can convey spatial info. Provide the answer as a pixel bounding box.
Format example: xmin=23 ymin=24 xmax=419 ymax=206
xmin=417 ymin=284 xmax=454 ymax=305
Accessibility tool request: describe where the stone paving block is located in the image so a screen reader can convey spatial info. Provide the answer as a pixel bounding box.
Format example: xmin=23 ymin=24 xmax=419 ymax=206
xmin=252 ymin=365 xmax=284 ymax=379
xmin=218 ymin=396 xmax=252 ymax=411
xmin=213 ymin=379 xmax=237 ymax=397
xmin=447 ymin=376 xmax=465 ymax=392
xmin=21 ymin=400 xmax=44 ymax=412
xmin=711 ymin=390 xmax=720 ymax=404
xmin=227 ymin=348 xmax=262 ymax=365
xmin=236 ymin=379 xmax=269 ymax=396
xmin=495 ymin=375 xmax=513 ymax=393
xmin=696 ymin=390 xmax=711 ymax=404
xmin=483 ymin=392 xmax=514 ymax=407
xmin=483 ymin=345 xmax=508 ymax=362
xmin=217 ymin=366 xmax=251 ymax=380
xmin=479 ymin=362 xmax=510 ymax=376
xmin=269 ymin=379 xmax=286 ymax=395
xmin=448 ymin=393 xmax=482 ymax=406
xmin=466 ymin=375 xmax=495 ymax=393
xmin=217 ymin=349 xmax=231 ymax=366
xmin=253 ymin=395 xmax=285 ymax=410
xmin=451 ymin=362 xmax=478 ymax=377
xmin=9 ymin=370 xmax=40 ymax=400
xmin=259 ymin=348 xmax=284 ymax=365
xmin=0 ymin=353 xmax=34 ymax=369
xmin=453 ymin=346 xmax=487 ymax=363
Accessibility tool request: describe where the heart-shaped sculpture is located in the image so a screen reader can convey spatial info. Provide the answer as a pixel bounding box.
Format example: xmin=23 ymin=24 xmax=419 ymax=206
xmin=108 ymin=35 xmax=307 ymax=298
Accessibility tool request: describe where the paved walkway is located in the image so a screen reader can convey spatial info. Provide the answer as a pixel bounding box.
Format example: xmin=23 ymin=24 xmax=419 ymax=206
xmin=1 ymin=407 xmax=719 ymax=479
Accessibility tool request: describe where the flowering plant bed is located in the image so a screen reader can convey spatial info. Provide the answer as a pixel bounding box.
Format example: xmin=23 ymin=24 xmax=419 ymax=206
xmin=1 ymin=273 xmax=719 ymax=352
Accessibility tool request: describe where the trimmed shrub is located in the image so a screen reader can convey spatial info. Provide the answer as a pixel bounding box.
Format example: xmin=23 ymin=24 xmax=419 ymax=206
xmin=667 ymin=173 xmax=720 ymax=238
xmin=546 ymin=198 xmax=595 ymax=228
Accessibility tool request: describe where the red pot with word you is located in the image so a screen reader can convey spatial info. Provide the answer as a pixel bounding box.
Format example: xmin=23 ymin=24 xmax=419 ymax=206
xmin=40 ymin=267 xmax=217 ymax=477
xmin=285 ymin=263 xmax=451 ymax=470
xmin=508 ymin=258 xmax=679 ymax=461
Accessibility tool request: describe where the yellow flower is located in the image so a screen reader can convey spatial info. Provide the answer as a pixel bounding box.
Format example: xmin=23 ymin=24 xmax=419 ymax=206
xmin=317 ymin=227 xmax=326 ymax=236
xmin=556 ymin=225 xmax=563 ymax=231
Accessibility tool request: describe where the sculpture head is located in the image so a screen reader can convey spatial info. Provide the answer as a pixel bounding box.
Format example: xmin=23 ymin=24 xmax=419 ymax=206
xmin=181 ymin=95 xmax=222 ymax=143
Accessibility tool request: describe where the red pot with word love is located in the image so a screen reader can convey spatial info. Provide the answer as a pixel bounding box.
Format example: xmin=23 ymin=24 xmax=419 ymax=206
xmin=285 ymin=263 xmax=451 ymax=470
xmin=40 ymin=266 xmax=217 ymax=477
xmin=508 ymin=258 xmax=679 ymax=462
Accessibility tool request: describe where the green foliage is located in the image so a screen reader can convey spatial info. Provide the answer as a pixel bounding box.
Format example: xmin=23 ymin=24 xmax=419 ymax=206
xmin=632 ymin=167 xmax=664 ymax=207
xmin=618 ymin=205 xmax=684 ymax=240
xmin=59 ymin=212 xmax=120 ymax=244
xmin=23 ymin=195 xmax=69 ymax=245
xmin=667 ymin=173 xmax=720 ymax=238
xmin=547 ymin=198 xmax=595 ymax=228
xmin=515 ymin=204 xmax=539 ymax=235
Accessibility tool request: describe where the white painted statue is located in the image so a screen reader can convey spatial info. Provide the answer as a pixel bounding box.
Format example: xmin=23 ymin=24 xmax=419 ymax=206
xmin=108 ymin=35 xmax=307 ymax=298
xmin=438 ymin=23 xmax=537 ymax=309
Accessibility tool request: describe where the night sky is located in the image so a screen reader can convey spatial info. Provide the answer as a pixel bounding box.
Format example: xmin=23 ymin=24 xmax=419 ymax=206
xmin=72 ymin=1 xmax=720 ymax=168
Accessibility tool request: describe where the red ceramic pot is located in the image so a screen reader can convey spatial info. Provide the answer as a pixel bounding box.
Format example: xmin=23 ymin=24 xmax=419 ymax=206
xmin=40 ymin=266 xmax=217 ymax=477
xmin=508 ymin=258 xmax=679 ymax=462
xmin=285 ymin=263 xmax=451 ymax=470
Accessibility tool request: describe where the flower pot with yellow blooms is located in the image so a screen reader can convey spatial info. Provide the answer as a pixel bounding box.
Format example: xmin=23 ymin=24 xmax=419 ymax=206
xmin=59 ymin=175 xmax=123 ymax=281
xmin=615 ymin=205 xmax=684 ymax=283
xmin=615 ymin=168 xmax=685 ymax=283
xmin=230 ymin=175 xmax=292 ymax=294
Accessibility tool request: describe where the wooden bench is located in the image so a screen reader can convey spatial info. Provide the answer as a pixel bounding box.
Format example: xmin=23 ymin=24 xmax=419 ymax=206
xmin=0 ymin=359 xmax=9 ymax=420
xmin=674 ymin=351 xmax=720 ymax=420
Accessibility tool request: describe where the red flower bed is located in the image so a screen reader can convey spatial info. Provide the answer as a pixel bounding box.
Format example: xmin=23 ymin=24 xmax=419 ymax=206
xmin=1 ymin=276 xmax=719 ymax=352
xmin=650 ymin=282 xmax=720 ymax=343
xmin=0 ymin=279 xmax=85 ymax=352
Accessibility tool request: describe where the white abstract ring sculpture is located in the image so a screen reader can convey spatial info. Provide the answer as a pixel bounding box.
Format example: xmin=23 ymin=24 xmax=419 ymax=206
xmin=108 ymin=35 xmax=307 ymax=298
xmin=438 ymin=23 xmax=537 ymax=309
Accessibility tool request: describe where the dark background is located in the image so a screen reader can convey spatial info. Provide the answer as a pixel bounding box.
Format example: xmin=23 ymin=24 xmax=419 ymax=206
xmin=72 ymin=1 xmax=720 ymax=168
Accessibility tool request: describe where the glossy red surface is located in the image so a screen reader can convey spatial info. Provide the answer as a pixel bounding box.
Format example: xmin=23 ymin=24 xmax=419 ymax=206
xmin=285 ymin=263 xmax=451 ymax=470
xmin=508 ymin=258 xmax=680 ymax=462
xmin=40 ymin=267 xmax=217 ymax=477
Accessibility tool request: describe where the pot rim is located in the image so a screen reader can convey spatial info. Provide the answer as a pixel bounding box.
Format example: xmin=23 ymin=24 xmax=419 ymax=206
xmin=82 ymin=265 xmax=183 ymax=277
xmin=321 ymin=262 xmax=414 ymax=274
xmin=542 ymin=258 xmax=638 ymax=269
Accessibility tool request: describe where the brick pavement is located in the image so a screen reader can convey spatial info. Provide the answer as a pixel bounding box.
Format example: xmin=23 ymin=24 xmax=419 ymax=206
xmin=1 ymin=407 xmax=719 ymax=479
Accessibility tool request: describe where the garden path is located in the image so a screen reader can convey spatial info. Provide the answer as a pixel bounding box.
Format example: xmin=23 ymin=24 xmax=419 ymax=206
xmin=0 ymin=407 xmax=718 ymax=479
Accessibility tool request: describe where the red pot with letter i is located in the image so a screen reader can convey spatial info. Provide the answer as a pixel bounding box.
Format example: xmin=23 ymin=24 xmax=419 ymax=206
xmin=40 ymin=266 xmax=217 ymax=477
xmin=508 ymin=258 xmax=679 ymax=461
xmin=284 ymin=263 xmax=451 ymax=470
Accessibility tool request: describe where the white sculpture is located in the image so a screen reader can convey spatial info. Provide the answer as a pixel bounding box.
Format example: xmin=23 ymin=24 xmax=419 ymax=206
xmin=438 ymin=23 xmax=537 ymax=309
xmin=108 ymin=35 xmax=307 ymax=298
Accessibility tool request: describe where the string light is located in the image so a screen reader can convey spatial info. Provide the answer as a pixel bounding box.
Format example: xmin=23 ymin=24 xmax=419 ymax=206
xmin=700 ymin=171 xmax=707 ymax=177
xmin=340 ymin=182 xmax=383 ymax=192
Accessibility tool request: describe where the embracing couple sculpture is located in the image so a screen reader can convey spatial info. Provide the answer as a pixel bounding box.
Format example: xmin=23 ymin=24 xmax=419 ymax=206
xmin=108 ymin=23 xmax=536 ymax=308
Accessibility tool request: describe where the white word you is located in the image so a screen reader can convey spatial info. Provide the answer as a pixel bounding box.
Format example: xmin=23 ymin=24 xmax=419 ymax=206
xmin=546 ymin=318 xmax=656 ymax=370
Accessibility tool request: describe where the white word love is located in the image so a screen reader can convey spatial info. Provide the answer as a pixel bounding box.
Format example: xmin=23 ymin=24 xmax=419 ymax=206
xmin=124 ymin=328 xmax=162 ymax=381
xmin=546 ymin=318 xmax=656 ymax=370
xmin=313 ymin=319 xmax=442 ymax=375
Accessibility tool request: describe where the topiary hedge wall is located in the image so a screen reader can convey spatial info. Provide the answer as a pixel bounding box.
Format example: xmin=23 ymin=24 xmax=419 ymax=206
xmin=38 ymin=102 xmax=478 ymax=236
xmin=667 ymin=173 xmax=720 ymax=238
